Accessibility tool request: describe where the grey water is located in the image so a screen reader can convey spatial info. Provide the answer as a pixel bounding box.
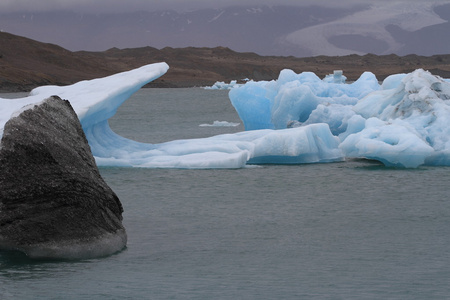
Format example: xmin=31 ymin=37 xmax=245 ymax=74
xmin=1 ymin=88 xmax=450 ymax=299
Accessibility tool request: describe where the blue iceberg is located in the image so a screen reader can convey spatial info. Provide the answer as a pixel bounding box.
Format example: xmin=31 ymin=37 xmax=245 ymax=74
xmin=230 ymin=68 xmax=450 ymax=168
xmin=229 ymin=69 xmax=380 ymax=131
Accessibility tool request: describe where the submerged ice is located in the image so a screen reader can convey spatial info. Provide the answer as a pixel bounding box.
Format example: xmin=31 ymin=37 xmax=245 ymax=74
xmin=1 ymin=63 xmax=449 ymax=169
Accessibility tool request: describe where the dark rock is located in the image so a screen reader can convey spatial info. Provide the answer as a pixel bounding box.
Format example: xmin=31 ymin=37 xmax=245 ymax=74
xmin=0 ymin=96 xmax=126 ymax=259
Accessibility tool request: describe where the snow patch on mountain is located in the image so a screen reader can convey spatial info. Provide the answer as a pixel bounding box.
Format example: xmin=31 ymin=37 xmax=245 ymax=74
xmin=284 ymin=1 xmax=447 ymax=56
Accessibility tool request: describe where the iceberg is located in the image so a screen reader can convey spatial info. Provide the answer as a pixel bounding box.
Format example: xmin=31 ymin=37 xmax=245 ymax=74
xmin=92 ymin=124 xmax=343 ymax=168
xmin=0 ymin=63 xmax=343 ymax=169
xmin=341 ymin=69 xmax=450 ymax=167
xmin=229 ymin=69 xmax=379 ymax=131
xmin=203 ymin=80 xmax=245 ymax=90
xmin=230 ymin=68 xmax=450 ymax=168
xmin=199 ymin=121 xmax=240 ymax=127
xmin=0 ymin=63 xmax=170 ymax=137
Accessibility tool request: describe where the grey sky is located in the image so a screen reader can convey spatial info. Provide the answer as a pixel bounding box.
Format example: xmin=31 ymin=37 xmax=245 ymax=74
xmin=0 ymin=0 xmax=295 ymax=13
xmin=0 ymin=0 xmax=435 ymax=14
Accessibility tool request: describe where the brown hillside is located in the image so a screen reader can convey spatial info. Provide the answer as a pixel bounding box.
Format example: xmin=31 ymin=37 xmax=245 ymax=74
xmin=1 ymin=31 xmax=450 ymax=92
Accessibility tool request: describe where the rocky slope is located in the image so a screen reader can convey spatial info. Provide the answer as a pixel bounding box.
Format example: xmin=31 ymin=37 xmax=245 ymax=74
xmin=1 ymin=31 xmax=450 ymax=92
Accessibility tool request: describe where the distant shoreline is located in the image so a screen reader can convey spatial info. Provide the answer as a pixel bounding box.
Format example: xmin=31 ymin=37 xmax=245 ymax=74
xmin=1 ymin=32 xmax=450 ymax=93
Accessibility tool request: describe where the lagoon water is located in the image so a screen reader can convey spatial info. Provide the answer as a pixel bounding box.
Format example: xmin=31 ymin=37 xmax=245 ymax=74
xmin=1 ymin=88 xmax=450 ymax=299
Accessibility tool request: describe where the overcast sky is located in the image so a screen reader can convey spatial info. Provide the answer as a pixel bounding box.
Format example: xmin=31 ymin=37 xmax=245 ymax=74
xmin=0 ymin=0 xmax=322 ymax=13
xmin=1 ymin=0 xmax=449 ymax=55
xmin=2 ymin=0 xmax=445 ymax=14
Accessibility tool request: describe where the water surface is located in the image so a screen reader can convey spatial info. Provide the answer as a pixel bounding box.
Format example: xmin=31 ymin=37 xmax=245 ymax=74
xmin=1 ymin=88 xmax=449 ymax=299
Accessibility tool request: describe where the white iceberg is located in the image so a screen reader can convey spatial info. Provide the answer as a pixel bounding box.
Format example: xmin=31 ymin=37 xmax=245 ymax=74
xmin=0 ymin=63 xmax=343 ymax=169
xmin=199 ymin=121 xmax=240 ymax=127
xmin=0 ymin=63 xmax=170 ymax=137
xmin=341 ymin=69 xmax=450 ymax=167
xmin=203 ymin=80 xmax=243 ymax=90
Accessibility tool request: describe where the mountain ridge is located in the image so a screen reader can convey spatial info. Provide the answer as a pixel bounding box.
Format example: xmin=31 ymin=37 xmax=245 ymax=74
xmin=1 ymin=31 xmax=450 ymax=92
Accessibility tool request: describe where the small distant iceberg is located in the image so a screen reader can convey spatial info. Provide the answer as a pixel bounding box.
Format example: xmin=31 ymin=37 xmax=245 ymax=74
xmin=199 ymin=121 xmax=240 ymax=127
xmin=203 ymin=79 xmax=249 ymax=90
